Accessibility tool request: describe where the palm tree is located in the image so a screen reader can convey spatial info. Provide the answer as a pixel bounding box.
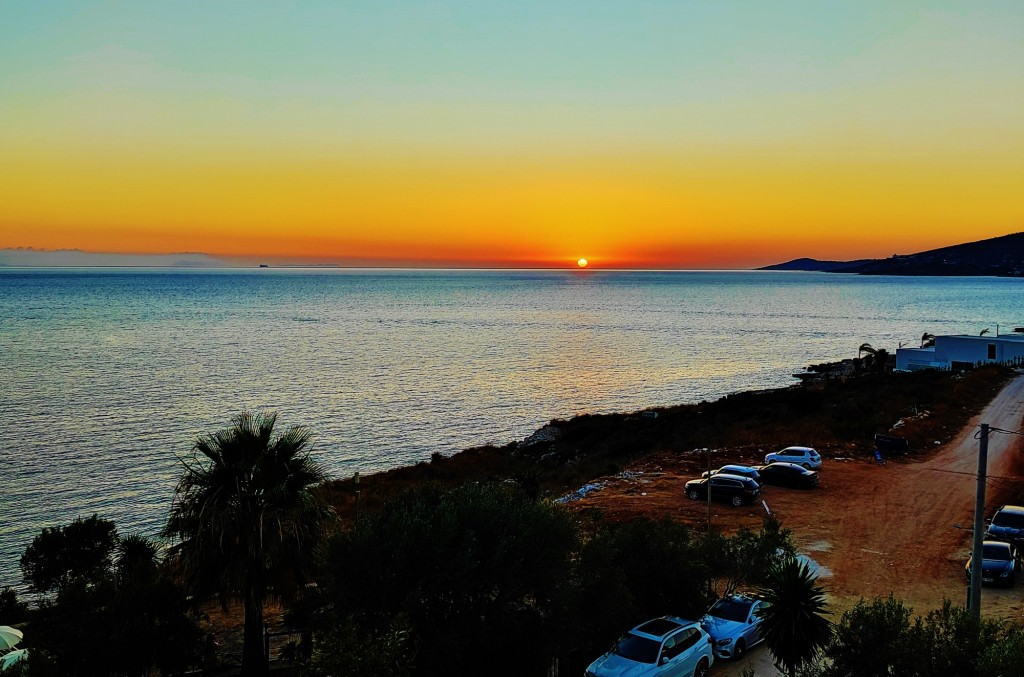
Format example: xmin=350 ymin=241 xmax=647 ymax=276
xmin=163 ymin=412 xmax=334 ymax=675
xmin=858 ymin=343 xmax=890 ymax=373
xmin=116 ymin=533 xmax=159 ymax=582
xmin=756 ymin=558 xmax=831 ymax=677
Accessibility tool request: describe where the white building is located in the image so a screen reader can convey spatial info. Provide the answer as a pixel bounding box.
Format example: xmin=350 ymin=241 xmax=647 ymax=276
xmin=895 ymin=330 xmax=1024 ymax=371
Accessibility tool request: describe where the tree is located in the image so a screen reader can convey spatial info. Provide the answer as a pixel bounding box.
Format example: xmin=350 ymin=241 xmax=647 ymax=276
xmin=756 ymin=558 xmax=831 ymax=677
xmin=20 ymin=514 xmax=118 ymax=593
xmin=19 ymin=522 xmax=200 ymax=676
xmin=163 ymin=411 xmax=334 ymax=675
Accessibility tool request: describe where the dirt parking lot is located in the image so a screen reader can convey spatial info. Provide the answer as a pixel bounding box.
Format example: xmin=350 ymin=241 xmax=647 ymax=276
xmin=567 ymin=374 xmax=1024 ymax=674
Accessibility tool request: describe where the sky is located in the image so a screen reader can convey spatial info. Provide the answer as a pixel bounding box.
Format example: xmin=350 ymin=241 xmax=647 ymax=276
xmin=1 ymin=1 xmax=1022 ymax=269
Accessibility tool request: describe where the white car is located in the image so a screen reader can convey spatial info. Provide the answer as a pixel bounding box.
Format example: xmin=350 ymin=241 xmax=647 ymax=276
xmin=764 ymin=446 xmax=821 ymax=469
xmin=585 ymin=616 xmax=713 ymax=677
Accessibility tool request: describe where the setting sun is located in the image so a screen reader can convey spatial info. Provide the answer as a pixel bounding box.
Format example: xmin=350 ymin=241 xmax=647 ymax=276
xmin=577 ymin=258 xmax=589 ymax=268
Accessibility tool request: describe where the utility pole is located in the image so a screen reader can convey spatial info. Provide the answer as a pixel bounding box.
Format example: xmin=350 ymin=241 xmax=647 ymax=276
xmin=969 ymin=423 xmax=989 ymax=620
xmin=707 ymin=448 xmax=713 ymax=602
xmin=354 ymin=471 xmax=361 ymax=525
xmin=707 ymin=448 xmax=712 ymax=538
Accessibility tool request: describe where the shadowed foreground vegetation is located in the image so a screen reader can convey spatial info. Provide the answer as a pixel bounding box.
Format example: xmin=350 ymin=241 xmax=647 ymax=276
xmin=10 ymin=486 xmax=792 ymax=676
xmin=5 ymin=366 xmax=1020 ymax=675
xmin=14 ymin=483 xmax=1024 ymax=676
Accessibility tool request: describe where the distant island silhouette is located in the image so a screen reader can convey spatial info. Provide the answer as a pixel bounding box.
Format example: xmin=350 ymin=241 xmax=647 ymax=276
xmin=761 ymin=232 xmax=1024 ymax=277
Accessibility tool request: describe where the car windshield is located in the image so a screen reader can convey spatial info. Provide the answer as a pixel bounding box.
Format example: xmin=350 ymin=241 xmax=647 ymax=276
xmin=707 ymin=598 xmax=751 ymax=623
xmin=983 ymin=544 xmax=1011 ymax=560
xmin=992 ymin=512 xmax=1024 ymax=529
xmin=612 ymin=633 xmax=661 ymax=663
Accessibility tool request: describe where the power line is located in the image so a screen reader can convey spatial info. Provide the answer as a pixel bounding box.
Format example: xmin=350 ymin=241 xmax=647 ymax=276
xmin=975 ymin=425 xmax=1024 ymax=438
xmin=918 ymin=466 xmax=1018 ymax=485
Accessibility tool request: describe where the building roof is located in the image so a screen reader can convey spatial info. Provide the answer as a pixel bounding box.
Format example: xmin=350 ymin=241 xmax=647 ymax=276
xmin=940 ymin=333 xmax=1024 ymax=342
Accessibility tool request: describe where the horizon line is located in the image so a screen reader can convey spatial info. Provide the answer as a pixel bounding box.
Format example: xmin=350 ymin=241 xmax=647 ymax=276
xmin=0 ymin=263 xmax=792 ymax=273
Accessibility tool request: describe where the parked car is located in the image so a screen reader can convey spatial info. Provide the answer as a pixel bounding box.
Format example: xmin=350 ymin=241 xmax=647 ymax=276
xmin=764 ymin=446 xmax=821 ymax=469
xmin=685 ymin=474 xmax=761 ymax=507
xmin=966 ymin=540 xmax=1019 ymax=587
xmin=701 ymin=464 xmax=763 ymax=486
xmin=986 ymin=505 xmax=1024 ymax=544
xmin=755 ymin=462 xmax=819 ymax=489
xmin=585 ymin=616 xmax=713 ymax=677
xmin=700 ymin=594 xmax=769 ymax=659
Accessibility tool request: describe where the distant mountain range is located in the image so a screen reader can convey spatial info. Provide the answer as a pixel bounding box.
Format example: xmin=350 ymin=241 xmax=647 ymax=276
xmin=761 ymin=232 xmax=1024 ymax=277
xmin=0 ymin=248 xmax=229 ymax=267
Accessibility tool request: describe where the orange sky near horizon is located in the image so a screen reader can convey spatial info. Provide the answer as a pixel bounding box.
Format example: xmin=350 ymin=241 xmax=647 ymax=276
xmin=2 ymin=3 xmax=1023 ymax=268
xmin=4 ymin=141 xmax=1021 ymax=268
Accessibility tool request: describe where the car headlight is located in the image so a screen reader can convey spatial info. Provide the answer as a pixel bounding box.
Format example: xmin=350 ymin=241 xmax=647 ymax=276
xmin=715 ymin=638 xmax=733 ymax=646
xmin=1001 ymin=569 xmax=1011 ymax=577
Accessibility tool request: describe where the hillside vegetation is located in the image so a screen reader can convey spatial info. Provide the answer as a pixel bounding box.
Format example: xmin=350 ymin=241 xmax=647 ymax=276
xmin=323 ymin=366 xmax=1013 ymax=517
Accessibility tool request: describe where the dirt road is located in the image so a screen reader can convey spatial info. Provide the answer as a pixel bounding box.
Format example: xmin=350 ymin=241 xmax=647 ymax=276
xmin=569 ymin=373 xmax=1024 ymax=674
xmin=815 ymin=373 xmax=1024 ymax=616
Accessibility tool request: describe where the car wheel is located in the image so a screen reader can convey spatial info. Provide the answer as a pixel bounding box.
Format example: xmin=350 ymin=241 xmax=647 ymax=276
xmin=734 ymin=638 xmax=746 ymax=658
xmin=730 ymin=495 xmax=743 ymax=507
xmin=693 ymin=657 xmax=709 ymax=677
xmin=687 ymin=489 xmax=700 ymax=500
xmin=1007 ymin=573 xmax=1016 ymax=588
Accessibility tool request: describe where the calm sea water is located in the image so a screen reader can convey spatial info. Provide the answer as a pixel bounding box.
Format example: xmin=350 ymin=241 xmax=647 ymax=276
xmin=2 ymin=268 xmax=1022 ymax=587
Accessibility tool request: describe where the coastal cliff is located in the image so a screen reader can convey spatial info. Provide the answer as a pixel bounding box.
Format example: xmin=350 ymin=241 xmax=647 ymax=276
xmin=761 ymin=232 xmax=1024 ymax=277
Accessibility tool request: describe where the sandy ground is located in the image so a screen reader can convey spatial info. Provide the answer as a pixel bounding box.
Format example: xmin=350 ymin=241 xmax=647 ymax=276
xmin=568 ymin=373 xmax=1024 ymax=675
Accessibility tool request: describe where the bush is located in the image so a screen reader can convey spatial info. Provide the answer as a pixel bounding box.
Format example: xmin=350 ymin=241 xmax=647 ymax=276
xmin=822 ymin=596 xmax=917 ymax=677
xmin=704 ymin=515 xmax=794 ymax=598
xmin=822 ymin=597 xmax=1024 ymax=677
xmin=0 ymin=587 xmax=29 ymax=623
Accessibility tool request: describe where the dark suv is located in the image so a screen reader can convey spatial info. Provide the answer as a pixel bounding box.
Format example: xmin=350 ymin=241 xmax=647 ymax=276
xmin=987 ymin=505 xmax=1024 ymax=544
xmin=685 ymin=474 xmax=761 ymax=507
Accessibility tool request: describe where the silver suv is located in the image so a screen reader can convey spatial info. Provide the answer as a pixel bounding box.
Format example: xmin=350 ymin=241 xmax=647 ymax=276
xmin=764 ymin=446 xmax=821 ymax=469
xmin=585 ymin=616 xmax=713 ymax=677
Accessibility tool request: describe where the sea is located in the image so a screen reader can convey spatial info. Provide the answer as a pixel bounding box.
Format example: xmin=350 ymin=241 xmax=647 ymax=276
xmin=2 ymin=267 xmax=1022 ymax=588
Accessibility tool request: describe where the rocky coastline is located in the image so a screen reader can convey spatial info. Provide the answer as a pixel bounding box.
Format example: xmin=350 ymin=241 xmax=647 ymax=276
xmin=321 ymin=364 xmax=1013 ymax=521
